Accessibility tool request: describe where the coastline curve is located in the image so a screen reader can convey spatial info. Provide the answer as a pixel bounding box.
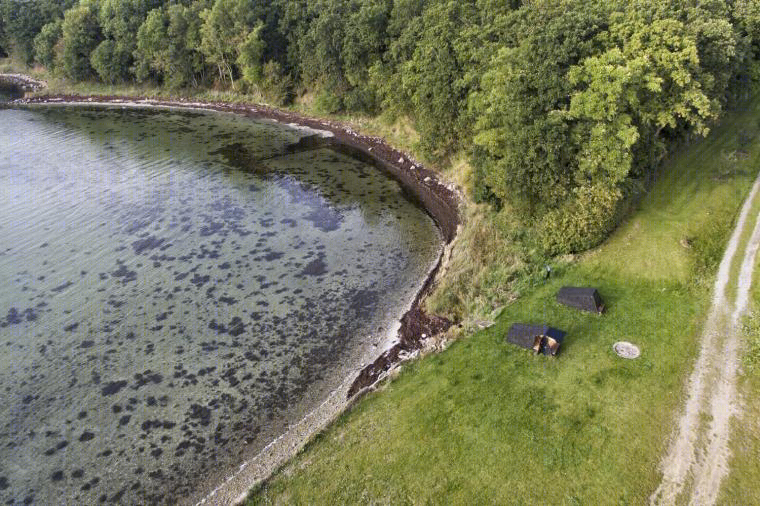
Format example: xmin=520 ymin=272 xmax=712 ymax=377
xmin=9 ymin=91 xmax=461 ymax=505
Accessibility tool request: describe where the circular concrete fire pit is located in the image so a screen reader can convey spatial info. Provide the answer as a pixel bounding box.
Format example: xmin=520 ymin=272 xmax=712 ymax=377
xmin=613 ymin=341 xmax=641 ymax=359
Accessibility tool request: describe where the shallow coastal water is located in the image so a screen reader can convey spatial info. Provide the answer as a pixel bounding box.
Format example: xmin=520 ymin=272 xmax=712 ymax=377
xmin=0 ymin=105 xmax=441 ymax=504
xmin=0 ymin=84 xmax=23 ymax=101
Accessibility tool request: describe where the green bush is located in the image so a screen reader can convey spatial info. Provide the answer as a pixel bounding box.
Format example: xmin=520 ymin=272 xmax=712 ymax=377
xmin=313 ymin=88 xmax=343 ymax=115
xmin=259 ymin=61 xmax=292 ymax=106
xmin=60 ymin=4 xmax=101 ymax=81
xmin=90 ymin=39 xmax=130 ymax=84
xmin=537 ymin=183 xmax=622 ymax=255
xmin=33 ymin=19 xmax=62 ymax=71
xmin=342 ymin=86 xmax=379 ymax=115
xmin=690 ymin=210 xmax=735 ymax=278
xmin=472 ymin=155 xmax=502 ymax=211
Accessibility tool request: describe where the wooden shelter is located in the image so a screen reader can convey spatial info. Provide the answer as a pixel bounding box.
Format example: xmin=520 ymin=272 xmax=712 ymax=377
xmin=506 ymin=323 xmax=566 ymax=356
xmin=556 ymin=287 xmax=605 ymax=313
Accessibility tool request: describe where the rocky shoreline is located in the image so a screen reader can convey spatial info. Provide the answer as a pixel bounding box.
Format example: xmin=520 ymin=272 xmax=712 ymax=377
xmin=0 ymin=73 xmax=46 ymax=92
xmin=10 ymin=89 xmax=461 ymax=504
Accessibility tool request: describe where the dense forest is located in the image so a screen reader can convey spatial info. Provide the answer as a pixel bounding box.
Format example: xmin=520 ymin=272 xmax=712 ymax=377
xmin=2 ymin=0 xmax=760 ymax=256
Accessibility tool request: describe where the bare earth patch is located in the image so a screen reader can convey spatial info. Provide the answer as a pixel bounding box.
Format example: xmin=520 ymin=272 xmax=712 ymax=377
xmin=651 ymin=173 xmax=760 ymax=505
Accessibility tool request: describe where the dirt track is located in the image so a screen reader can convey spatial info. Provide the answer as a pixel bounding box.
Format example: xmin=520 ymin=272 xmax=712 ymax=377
xmin=651 ymin=172 xmax=760 ymax=505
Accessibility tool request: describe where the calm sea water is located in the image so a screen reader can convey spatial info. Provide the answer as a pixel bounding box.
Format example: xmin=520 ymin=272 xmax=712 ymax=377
xmin=0 ymin=105 xmax=440 ymax=504
xmin=0 ymin=84 xmax=22 ymax=101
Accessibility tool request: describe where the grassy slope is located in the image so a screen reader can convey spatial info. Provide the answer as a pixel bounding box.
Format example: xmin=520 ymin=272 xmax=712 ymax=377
xmin=248 ymin=99 xmax=760 ymax=505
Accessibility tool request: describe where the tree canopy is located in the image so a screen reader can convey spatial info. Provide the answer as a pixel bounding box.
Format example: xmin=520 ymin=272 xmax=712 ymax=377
xmin=3 ymin=0 xmax=759 ymax=254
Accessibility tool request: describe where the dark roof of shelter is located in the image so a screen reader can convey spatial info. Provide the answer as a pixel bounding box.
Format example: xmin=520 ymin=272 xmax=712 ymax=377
xmin=508 ymin=323 xmax=549 ymax=337
xmin=558 ymin=287 xmax=598 ymax=297
xmin=507 ymin=323 xmax=565 ymax=344
xmin=508 ymin=323 xmax=565 ymax=339
xmin=556 ymin=286 xmax=604 ymax=313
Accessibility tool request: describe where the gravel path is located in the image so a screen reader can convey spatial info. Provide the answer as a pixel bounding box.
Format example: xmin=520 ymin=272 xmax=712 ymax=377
xmin=651 ymin=172 xmax=760 ymax=505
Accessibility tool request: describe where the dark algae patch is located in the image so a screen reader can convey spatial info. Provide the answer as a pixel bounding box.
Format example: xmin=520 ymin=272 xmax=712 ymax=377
xmin=299 ymin=257 xmax=328 ymax=277
xmin=101 ymin=380 xmax=128 ymax=396
xmin=0 ymin=103 xmax=445 ymax=504
xmin=0 ymin=82 xmax=23 ymax=101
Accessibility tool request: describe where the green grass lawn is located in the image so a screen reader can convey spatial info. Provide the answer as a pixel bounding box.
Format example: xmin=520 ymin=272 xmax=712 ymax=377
xmin=247 ymin=99 xmax=760 ymax=505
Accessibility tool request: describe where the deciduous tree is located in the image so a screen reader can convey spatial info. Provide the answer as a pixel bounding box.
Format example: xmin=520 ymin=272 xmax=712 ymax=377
xmin=473 ymin=1 xmax=609 ymax=212
xmin=60 ymin=2 xmax=102 ymax=80
xmin=33 ymin=19 xmax=62 ymax=70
